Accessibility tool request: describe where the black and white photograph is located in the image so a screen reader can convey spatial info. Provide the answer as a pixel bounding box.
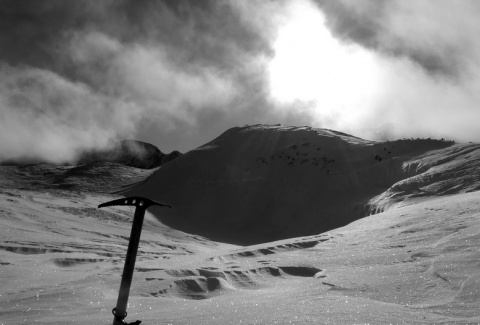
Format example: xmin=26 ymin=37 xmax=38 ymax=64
xmin=1 ymin=1 xmax=480 ymax=324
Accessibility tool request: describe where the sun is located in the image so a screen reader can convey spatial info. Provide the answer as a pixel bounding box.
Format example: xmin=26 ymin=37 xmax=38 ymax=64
xmin=268 ymin=0 xmax=382 ymax=120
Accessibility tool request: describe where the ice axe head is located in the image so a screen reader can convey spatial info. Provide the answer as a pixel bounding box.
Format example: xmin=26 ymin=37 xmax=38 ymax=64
xmin=98 ymin=196 xmax=171 ymax=210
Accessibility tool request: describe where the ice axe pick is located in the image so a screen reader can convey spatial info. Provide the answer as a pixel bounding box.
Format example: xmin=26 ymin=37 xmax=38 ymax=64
xmin=98 ymin=197 xmax=171 ymax=325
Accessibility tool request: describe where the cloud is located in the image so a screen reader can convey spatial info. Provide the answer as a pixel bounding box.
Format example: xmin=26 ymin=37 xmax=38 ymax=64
xmin=2 ymin=0 xmax=480 ymax=164
xmin=0 ymin=0 xmax=281 ymax=159
xmin=67 ymin=31 xmax=238 ymax=130
xmin=273 ymin=0 xmax=480 ymax=143
xmin=383 ymin=1 xmax=480 ymax=77
xmin=0 ymin=64 xmax=140 ymax=163
xmin=332 ymin=56 xmax=480 ymax=142
xmin=316 ymin=0 xmax=480 ymax=79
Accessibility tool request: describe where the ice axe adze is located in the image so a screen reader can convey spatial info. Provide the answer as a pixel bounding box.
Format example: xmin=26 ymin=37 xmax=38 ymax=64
xmin=98 ymin=197 xmax=171 ymax=325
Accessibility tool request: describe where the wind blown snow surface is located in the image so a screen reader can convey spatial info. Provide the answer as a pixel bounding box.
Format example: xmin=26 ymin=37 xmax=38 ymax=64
xmin=1 ymin=125 xmax=480 ymax=324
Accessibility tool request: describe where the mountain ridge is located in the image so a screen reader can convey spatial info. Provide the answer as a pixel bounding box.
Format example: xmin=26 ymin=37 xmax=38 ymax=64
xmin=1 ymin=139 xmax=181 ymax=169
xmin=124 ymin=124 xmax=475 ymax=245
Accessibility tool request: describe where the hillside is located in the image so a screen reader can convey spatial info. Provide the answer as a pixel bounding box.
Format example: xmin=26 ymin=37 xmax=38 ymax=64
xmin=125 ymin=125 xmax=478 ymax=245
xmin=2 ymin=125 xmax=480 ymax=324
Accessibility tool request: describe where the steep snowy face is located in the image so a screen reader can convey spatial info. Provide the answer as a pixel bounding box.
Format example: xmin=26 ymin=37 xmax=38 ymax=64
xmin=125 ymin=125 xmax=456 ymax=244
xmin=368 ymin=143 xmax=480 ymax=213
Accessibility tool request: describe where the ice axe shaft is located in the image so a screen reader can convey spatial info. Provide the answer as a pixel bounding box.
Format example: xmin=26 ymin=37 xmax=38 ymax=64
xmin=98 ymin=197 xmax=171 ymax=325
xmin=114 ymin=206 xmax=144 ymax=323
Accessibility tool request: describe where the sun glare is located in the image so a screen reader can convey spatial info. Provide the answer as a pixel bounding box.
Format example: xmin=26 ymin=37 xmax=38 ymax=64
xmin=268 ymin=0 xmax=382 ymax=120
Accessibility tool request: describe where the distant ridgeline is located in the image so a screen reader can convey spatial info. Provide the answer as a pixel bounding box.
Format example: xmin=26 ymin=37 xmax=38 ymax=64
xmin=0 ymin=140 xmax=181 ymax=169
xmin=124 ymin=125 xmax=480 ymax=245
xmin=373 ymin=137 xmax=455 ymax=162
xmin=77 ymin=140 xmax=181 ymax=169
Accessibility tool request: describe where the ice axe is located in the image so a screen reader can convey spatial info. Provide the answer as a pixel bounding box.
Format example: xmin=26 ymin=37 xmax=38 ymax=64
xmin=98 ymin=197 xmax=171 ymax=325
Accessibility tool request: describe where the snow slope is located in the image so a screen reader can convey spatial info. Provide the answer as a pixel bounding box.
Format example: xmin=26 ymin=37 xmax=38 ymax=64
xmin=125 ymin=124 xmax=467 ymax=245
xmin=1 ymin=125 xmax=480 ymax=324
xmin=1 ymin=166 xmax=480 ymax=324
xmin=369 ymin=143 xmax=480 ymax=213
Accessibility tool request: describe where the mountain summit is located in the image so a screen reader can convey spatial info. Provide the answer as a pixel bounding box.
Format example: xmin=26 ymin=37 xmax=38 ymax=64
xmin=125 ymin=124 xmax=477 ymax=245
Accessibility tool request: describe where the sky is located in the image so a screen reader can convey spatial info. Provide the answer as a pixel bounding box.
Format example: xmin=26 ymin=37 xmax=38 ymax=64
xmin=1 ymin=0 xmax=480 ymax=162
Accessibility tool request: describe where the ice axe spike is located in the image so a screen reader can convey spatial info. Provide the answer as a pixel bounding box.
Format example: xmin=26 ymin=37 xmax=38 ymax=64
xmin=98 ymin=197 xmax=171 ymax=325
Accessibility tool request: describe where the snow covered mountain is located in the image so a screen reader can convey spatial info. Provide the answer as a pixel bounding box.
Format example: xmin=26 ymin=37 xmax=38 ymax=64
xmin=2 ymin=125 xmax=480 ymax=324
xmin=125 ymin=124 xmax=476 ymax=245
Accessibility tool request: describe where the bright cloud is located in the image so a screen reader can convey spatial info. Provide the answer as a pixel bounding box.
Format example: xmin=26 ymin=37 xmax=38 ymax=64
xmin=0 ymin=64 xmax=140 ymax=162
xmin=267 ymin=0 xmax=480 ymax=142
xmin=268 ymin=0 xmax=383 ymax=125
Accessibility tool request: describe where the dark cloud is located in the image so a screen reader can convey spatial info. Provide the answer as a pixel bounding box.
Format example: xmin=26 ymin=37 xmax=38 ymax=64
xmin=0 ymin=0 xmax=285 ymax=159
xmin=313 ymin=0 xmax=384 ymax=49
xmin=0 ymin=1 xmax=103 ymax=68
xmin=115 ymin=0 xmax=274 ymax=67
xmin=313 ymin=0 xmax=473 ymax=79
xmin=0 ymin=0 xmax=272 ymax=76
